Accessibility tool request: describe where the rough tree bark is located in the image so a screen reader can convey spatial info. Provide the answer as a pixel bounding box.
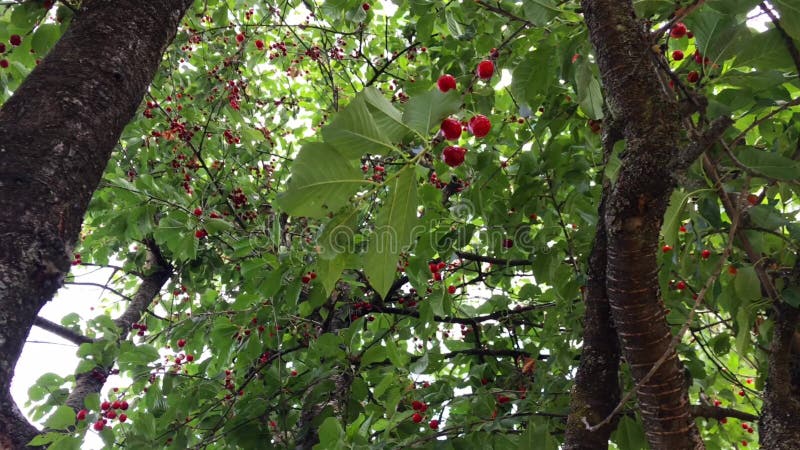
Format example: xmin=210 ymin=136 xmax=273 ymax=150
xmin=0 ymin=1 xmax=193 ymax=448
xmin=760 ymin=303 xmax=800 ymax=449
xmin=564 ymin=126 xmax=621 ymax=449
xmin=579 ymin=1 xmax=730 ymax=448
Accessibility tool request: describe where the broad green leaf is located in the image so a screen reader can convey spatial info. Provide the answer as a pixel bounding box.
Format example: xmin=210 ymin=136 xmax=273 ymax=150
xmin=735 ymin=308 xmax=753 ymax=355
xmin=772 ymin=0 xmax=800 ymax=42
xmin=362 ymin=87 xmax=410 ymax=142
xmin=736 ymin=147 xmax=800 ymax=180
xmin=322 ymin=94 xmax=394 ymax=158
xmin=31 ymin=24 xmax=61 ymax=55
xmin=28 ymin=433 xmax=64 ymax=447
xmin=511 ymin=44 xmax=554 ymax=105
xmin=410 ymin=352 xmax=429 ymax=374
xmin=575 ymin=63 xmax=603 ymax=120
xmin=277 ymin=142 xmax=367 ymax=218
xmin=317 ymin=253 xmax=346 ymax=294
xmin=317 ymin=208 xmax=361 ymax=259
xmin=611 ymin=416 xmax=647 ymax=450
xmin=748 ymin=205 xmax=788 ymax=229
xmin=445 ymin=10 xmax=464 ymax=38
xmin=44 ymin=405 xmax=77 ymax=430
xmin=364 ymin=169 xmax=419 ymax=298
xmin=661 ymin=189 xmax=690 ymax=248
xmin=734 ymin=266 xmax=761 ymax=304
xmin=314 ymin=417 xmax=344 ymax=450
xmin=684 ymin=10 xmax=745 ymax=64
xmin=402 ymin=88 xmax=461 ymax=136
xmin=118 ymin=343 xmax=160 ymax=366
xmin=204 ymin=217 xmax=233 ymax=234
xmin=523 ymin=0 xmax=558 ymax=26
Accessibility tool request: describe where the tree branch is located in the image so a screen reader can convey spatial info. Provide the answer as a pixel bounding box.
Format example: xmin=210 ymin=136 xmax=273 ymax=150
xmin=33 ymin=317 xmax=93 ymax=346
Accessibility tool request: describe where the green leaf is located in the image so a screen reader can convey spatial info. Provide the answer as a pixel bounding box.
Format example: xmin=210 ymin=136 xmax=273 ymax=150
xmin=523 ymin=0 xmax=558 ymax=26
xmin=118 ymin=343 xmax=160 ymax=366
xmin=317 ymin=253 xmax=346 ymax=294
xmin=510 ymin=44 xmax=554 ymax=105
xmin=772 ymin=0 xmax=800 ymax=42
xmin=364 ymin=169 xmax=419 ymax=298
xmin=362 ymin=87 xmax=410 ymax=142
xmin=748 ymin=205 xmax=789 ymax=229
xmin=204 ymin=217 xmax=233 ymax=234
xmin=611 ymin=416 xmax=647 ymax=450
xmin=402 ymin=88 xmax=462 ymax=136
xmin=734 ymin=266 xmax=761 ymax=304
xmin=782 ymin=286 xmax=800 ymax=308
xmin=318 ymin=208 xmax=360 ymax=259
xmin=44 ymin=405 xmax=77 ymax=430
xmin=322 ymin=94 xmax=395 ymax=159
xmin=735 ymin=308 xmax=753 ymax=356
xmin=31 ymin=24 xmax=61 ymax=55
xmin=277 ymin=142 xmax=367 ymax=218
xmin=575 ymin=62 xmax=603 ymax=120
xmin=410 ymin=352 xmax=429 ymax=374
xmin=684 ymin=10 xmax=745 ymax=64
xmin=445 ymin=10 xmax=464 ymax=38
xmin=314 ymin=417 xmax=344 ymax=450
xmin=28 ymin=433 xmax=65 ymax=447
xmin=661 ymin=189 xmax=689 ymax=248
xmin=736 ymin=147 xmax=800 ymax=181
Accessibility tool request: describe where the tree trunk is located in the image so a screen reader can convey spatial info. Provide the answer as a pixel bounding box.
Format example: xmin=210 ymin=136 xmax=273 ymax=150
xmin=0 ymin=1 xmax=192 ymax=448
xmin=565 ymin=171 xmax=621 ymax=447
xmin=760 ymin=303 xmax=800 ymax=449
xmin=581 ymin=1 xmax=708 ymax=448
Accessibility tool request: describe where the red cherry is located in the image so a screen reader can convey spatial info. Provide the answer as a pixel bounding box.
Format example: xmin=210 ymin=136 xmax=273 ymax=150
xmin=195 ymin=229 xmax=208 ymax=239
xmin=0 ymin=59 xmax=8 ymax=69
xmin=235 ymin=33 xmax=245 ymax=44
xmin=476 ymin=60 xmax=494 ymax=80
xmin=433 ymin=272 xmax=442 ymax=281
xmin=672 ymin=50 xmax=684 ymax=61
xmin=177 ymin=338 xmax=187 ymax=348
xmin=309 ymin=271 xmax=317 ymax=279
xmin=728 ymin=266 xmax=738 ymax=275
xmin=746 ymin=378 xmax=753 ymax=384
xmin=362 ymin=3 xmax=370 ymax=10
xmin=447 ymin=285 xmax=456 ymax=294
xmin=701 ymin=249 xmax=711 ymax=259
xmin=119 ymin=413 xmax=127 ymax=423
xmin=502 ymin=239 xmax=514 ymax=249
xmin=255 ymin=39 xmax=265 ymax=50
xmin=101 ymin=401 xmax=111 ymax=410
xmin=742 ymin=441 xmax=748 ymax=447
xmin=429 ymin=419 xmax=439 ymax=430
xmin=412 ymin=412 xmax=423 ymax=423
xmin=746 ymin=194 xmax=759 ymax=205
xmin=442 ymin=146 xmax=466 ymax=167
xmin=742 ymin=423 xmax=749 ymax=430
xmin=687 ymin=70 xmax=700 ymax=83
xmin=670 ymin=23 xmax=688 ymax=39
xmin=679 ymin=225 xmax=687 ymax=232
xmin=186 ymin=354 xmax=194 ymax=362
xmin=193 ymin=207 xmax=203 ymax=216
xmin=662 ymin=245 xmax=672 ymax=253
xmin=738 ymin=390 xmax=745 ymax=396
xmin=301 ymin=275 xmax=311 ymax=284
xmin=106 ymin=410 xmax=117 ymax=419
xmin=437 ymin=74 xmax=457 ymax=93
xmin=468 ymin=115 xmax=491 ymax=138
xmin=9 ymin=35 xmax=21 ymax=46
xmin=0 ymin=43 xmax=5 ymax=53
xmin=412 ymin=400 xmax=424 ymax=410
xmin=675 ymin=281 xmax=686 ymax=290
xmin=76 ymin=409 xmax=88 ymax=421
xmin=111 ymin=401 xmax=121 ymax=409
xmin=291 ymin=370 xmax=298 ymax=376
xmin=497 ymin=394 xmax=511 ymax=404
xmin=93 ymin=420 xmax=104 ymax=431
xmin=440 ymin=118 xmax=462 ymax=140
